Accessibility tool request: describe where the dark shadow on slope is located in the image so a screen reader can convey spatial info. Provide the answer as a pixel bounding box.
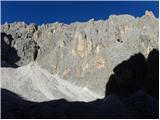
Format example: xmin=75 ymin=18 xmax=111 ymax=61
xmin=1 ymin=88 xmax=144 ymax=119
xmin=144 ymin=49 xmax=159 ymax=99
xmin=105 ymin=53 xmax=147 ymax=96
xmin=1 ymin=32 xmax=20 ymax=68
xmin=1 ymin=49 xmax=159 ymax=119
xmin=105 ymin=49 xmax=159 ymax=98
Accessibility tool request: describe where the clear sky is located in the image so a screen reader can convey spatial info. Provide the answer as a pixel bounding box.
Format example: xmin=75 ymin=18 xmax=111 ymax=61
xmin=1 ymin=1 xmax=159 ymax=25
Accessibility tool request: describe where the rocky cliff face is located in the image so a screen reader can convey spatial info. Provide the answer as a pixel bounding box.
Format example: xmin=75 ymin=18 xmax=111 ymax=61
xmin=1 ymin=11 xmax=159 ymax=96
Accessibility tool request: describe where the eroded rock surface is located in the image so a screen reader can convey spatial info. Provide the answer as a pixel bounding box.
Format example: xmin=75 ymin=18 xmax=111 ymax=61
xmin=1 ymin=22 xmax=39 ymax=66
xmin=1 ymin=11 xmax=159 ymax=96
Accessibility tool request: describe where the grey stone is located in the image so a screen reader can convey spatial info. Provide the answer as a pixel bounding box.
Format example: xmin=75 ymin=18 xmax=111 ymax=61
xmin=1 ymin=11 xmax=159 ymax=97
xmin=1 ymin=22 xmax=39 ymax=66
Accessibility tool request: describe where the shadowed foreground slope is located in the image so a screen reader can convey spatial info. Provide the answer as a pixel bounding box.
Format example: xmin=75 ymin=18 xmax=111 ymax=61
xmin=1 ymin=49 xmax=159 ymax=119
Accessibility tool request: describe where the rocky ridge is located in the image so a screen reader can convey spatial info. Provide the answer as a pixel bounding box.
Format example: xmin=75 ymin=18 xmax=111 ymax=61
xmin=1 ymin=11 xmax=159 ymax=97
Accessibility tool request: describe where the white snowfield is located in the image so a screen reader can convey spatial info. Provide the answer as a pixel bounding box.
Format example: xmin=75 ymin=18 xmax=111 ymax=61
xmin=1 ymin=62 xmax=104 ymax=102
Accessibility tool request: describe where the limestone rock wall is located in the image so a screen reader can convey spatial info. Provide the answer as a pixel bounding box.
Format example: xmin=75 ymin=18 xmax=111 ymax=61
xmin=1 ymin=22 xmax=39 ymax=66
xmin=1 ymin=11 xmax=158 ymax=96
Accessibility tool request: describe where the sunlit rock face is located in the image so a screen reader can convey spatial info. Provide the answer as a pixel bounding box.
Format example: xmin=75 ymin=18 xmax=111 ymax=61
xmin=1 ymin=11 xmax=159 ymax=96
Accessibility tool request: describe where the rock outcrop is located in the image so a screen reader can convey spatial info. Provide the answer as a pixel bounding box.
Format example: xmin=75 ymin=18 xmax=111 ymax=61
xmin=1 ymin=22 xmax=39 ymax=66
xmin=1 ymin=11 xmax=159 ymax=97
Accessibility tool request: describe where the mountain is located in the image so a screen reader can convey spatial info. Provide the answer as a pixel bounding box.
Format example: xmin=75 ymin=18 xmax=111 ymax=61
xmin=1 ymin=11 xmax=159 ymax=118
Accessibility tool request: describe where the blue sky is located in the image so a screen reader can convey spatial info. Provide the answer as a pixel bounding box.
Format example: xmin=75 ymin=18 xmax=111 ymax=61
xmin=1 ymin=1 xmax=159 ymax=25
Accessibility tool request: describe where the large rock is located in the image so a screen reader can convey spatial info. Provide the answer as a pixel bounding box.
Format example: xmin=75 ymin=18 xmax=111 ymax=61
xmin=1 ymin=11 xmax=158 ymax=96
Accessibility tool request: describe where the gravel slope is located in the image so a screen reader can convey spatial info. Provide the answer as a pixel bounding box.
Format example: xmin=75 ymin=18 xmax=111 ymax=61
xmin=1 ymin=62 xmax=103 ymax=102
